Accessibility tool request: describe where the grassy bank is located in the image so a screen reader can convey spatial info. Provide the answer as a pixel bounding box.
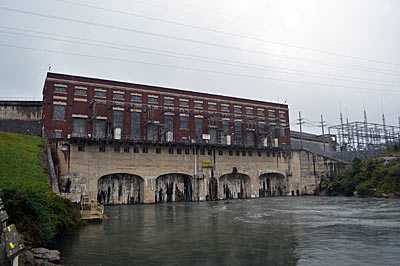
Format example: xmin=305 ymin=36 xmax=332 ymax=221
xmin=0 ymin=132 xmax=80 ymax=247
xmin=320 ymin=145 xmax=400 ymax=197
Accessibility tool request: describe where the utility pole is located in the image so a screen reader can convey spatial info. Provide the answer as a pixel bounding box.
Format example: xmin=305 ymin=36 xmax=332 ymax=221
xmin=297 ymin=111 xmax=304 ymax=149
xmin=320 ymin=114 xmax=326 ymax=152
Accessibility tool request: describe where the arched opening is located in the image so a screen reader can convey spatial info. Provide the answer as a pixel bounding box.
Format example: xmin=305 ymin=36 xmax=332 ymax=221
xmin=97 ymin=173 xmax=144 ymax=205
xmin=155 ymin=173 xmax=193 ymax=203
xmin=219 ymin=172 xmax=251 ymax=200
xmin=259 ymin=173 xmax=286 ymax=197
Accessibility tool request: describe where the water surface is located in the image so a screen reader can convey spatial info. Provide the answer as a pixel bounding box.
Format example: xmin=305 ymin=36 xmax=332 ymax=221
xmin=54 ymin=197 xmax=400 ymax=266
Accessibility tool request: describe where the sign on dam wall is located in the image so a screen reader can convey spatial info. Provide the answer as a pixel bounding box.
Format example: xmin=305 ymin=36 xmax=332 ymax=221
xmin=53 ymin=140 xmax=347 ymax=204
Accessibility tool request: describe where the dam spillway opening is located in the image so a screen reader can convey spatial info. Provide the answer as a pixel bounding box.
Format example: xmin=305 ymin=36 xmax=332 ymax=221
xmin=155 ymin=173 xmax=193 ymax=203
xmin=219 ymin=172 xmax=251 ymax=199
xmin=259 ymin=173 xmax=286 ymax=197
xmin=97 ymin=173 xmax=144 ymax=205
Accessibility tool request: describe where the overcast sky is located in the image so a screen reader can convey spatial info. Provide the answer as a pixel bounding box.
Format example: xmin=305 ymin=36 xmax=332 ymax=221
xmin=1 ymin=0 xmax=400 ymax=134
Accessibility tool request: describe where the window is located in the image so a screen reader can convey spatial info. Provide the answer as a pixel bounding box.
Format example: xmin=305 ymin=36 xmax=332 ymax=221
xmin=75 ymin=88 xmax=87 ymax=96
xmin=242 ymin=151 xmax=246 ymax=156
xmin=280 ymin=127 xmax=286 ymax=137
xmin=99 ymin=145 xmax=105 ymax=152
xmin=200 ymin=149 xmax=205 ymax=155
xmin=218 ymin=150 xmax=223 ymax=156
xmin=236 ymin=150 xmax=240 ymax=156
xmin=258 ymin=151 xmax=262 ymax=157
xmin=208 ymin=103 xmax=216 ymax=110
xmin=185 ymin=148 xmax=190 ymax=155
xmin=208 ymin=149 xmax=212 ymax=155
xmin=142 ymin=147 xmax=148 ymax=153
xmin=132 ymin=94 xmax=141 ymax=101
xmin=180 ymin=116 xmax=189 ymax=130
xmin=180 ymin=100 xmax=189 ymax=107
xmin=124 ymin=146 xmax=130 ymax=153
xmin=169 ymin=148 xmax=174 ymax=154
xmin=272 ymin=152 xmax=276 ymax=157
xmin=55 ymin=131 xmax=62 ymax=139
xmin=114 ymin=146 xmax=120 ymax=153
xmin=114 ymin=93 xmax=124 ymax=99
xmin=257 ymin=109 xmax=264 ymax=116
xmin=229 ymin=150 xmax=233 ymax=156
xmin=156 ymin=147 xmax=161 ymax=154
xmin=78 ymin=144 xmax=85 ymax=152
xmin=246 ymin=108 xmax=253 ymax=114
xmin=193 ymin=149 xmax=198 ymax=155
xmin=95 ymin=91 xmax=106 ymax=97
xmin=221 ymin=105 xmax=229 ymax=111
xmin=279 ymin=112 xmax=286 ymax=119
xmin=267 ymin=151 xmax=270 ymax=157
xmin=131 ymin=112 xmax=141 ymax=140
xmin=165 ymin=98 xmax=174 ymax=105
xmin=248 ymin=151 xmax=252 ymax=156
xmin=148 ymin=96 xmax=158 ymax=103
xmin=133 ymin=147 xmax=139 ymax=153
xmin=72 ymin=118 xmax=87 ymax=137
xmin=268 ymin=110 xmax=275 ymax=116
xmin=177 ymin=148 xmax=182 ymax=154
xmin=114 ymin=110 xmax=123 ymax=136
xmin=194 ymin=102 xmax=203 ymax=108
xmin=234 ymin=106 xmax=242 ymax=113
xmin=53 ymin=105 xmax=65 ymax=120
xmin=235 ymin=121 xmax=242 ymax=145
xmin=54 ymin=86 xmax=67 ymax=93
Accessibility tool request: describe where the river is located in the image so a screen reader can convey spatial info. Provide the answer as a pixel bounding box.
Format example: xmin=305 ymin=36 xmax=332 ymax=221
xmin=53 ymin=197 xmax=400 ymax=266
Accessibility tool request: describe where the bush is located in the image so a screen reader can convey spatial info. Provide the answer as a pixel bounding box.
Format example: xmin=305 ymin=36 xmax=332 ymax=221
xmin=0 ymin=132 xmax=80 ymax=246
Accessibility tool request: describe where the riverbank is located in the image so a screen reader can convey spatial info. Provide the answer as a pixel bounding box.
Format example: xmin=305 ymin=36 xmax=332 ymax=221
xmin=0 ymin=132 xmax=80 ymax=247
xmin=320 ymin=144 xmax=400 ymax=197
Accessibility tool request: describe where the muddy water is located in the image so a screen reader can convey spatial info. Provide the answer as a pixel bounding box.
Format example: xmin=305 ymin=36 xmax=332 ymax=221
xmin=53 ymin=197 xmax=400 ymax=266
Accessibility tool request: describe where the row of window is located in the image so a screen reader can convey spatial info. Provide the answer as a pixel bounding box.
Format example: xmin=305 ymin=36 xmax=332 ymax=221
xmin=53 ymin=85 xmax=286 ymax=118
xmin=77 ymin=144 xmax=284 ymax=157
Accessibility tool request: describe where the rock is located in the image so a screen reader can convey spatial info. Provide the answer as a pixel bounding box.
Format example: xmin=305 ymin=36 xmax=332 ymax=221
xmin=32 ymin=247 xmax=61 ymax=264
xmin=353 ymin=191 xmax=359 ymax=197
xmin=20 ymin=250 xmax=36 ymax=265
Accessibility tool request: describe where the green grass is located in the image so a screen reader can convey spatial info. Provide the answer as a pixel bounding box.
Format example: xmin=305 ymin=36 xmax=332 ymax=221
xmin=0 ymin=132 xmax=80 ymax=247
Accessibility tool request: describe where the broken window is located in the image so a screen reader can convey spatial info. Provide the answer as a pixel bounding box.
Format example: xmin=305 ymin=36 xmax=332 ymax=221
xmin=75 ymin=88 xmax=87 ymax=96
xmin=195 ymin=117 xmax=203 ymax=142
xmin=131 ymin=94 xmax=141 ymax=101
xmin=165 ymin=115 xmax=174 ymax=133
xmin=235 ymin=121 xmax=242 ymax=145
xmin=114 ymin=93 xmax=124 ymax=99
xmin=165 ymin=98 xmax=174 ymax=105
xmin=72 ymin=118 xmax=87 ymax=137
xmin=114 ymin=110 xmax=124 ymax=136
xmin=131 ymin=112 xmax=141 ymax=140
xmin=53 ymin=105 xmax=65 ymax=121
xmin=180 ymin=116 xmax=189 ymax=130
xmin=95 ymin=90 xmax=106 ymax=97
xmin=93 ymin=120 xmax=106 ymax=138
xmin=54 ymin=86 xmax=67 ymax=93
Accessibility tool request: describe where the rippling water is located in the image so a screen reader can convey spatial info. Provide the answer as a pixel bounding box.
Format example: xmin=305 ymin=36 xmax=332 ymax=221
xmin=53 ymin=197 xmax=400 ymax=266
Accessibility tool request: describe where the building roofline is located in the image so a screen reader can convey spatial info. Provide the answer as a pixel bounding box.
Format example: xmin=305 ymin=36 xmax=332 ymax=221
xmin=44 ymin=72 xmax=289 ymax=109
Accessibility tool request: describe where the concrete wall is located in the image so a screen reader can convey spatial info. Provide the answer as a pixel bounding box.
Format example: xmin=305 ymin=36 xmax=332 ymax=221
xmin=0 ymin=101 xmax=42 ymax=136
xmin=53 ymin=140 xmax=347 ymax=204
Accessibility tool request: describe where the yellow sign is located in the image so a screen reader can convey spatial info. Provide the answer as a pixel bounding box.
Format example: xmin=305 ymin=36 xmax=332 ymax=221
xmin=202 ymin=161 xmax=212 ymax=167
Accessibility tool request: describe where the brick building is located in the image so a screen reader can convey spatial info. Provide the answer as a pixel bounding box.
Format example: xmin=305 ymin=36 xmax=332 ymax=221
xmin=42 ymin=72 xmax=290 ymax=147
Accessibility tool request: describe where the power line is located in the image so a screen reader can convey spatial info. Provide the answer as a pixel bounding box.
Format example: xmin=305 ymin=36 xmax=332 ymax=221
xmin=54 ymin=0 xmax=400 ymax=67
xmin=2 ymin=42 xmax=400 ymax=94
xmin=1 ymin=6 xmax=400 ymax=75
xmin=2 ymin=28 xmax=400 ymax=88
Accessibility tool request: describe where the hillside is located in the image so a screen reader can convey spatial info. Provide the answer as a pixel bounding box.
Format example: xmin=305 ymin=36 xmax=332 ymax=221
xmin=320 ymin=144 xmax=400 ymax=197
xmin=0 ymin=132 xmax=79 ymax=246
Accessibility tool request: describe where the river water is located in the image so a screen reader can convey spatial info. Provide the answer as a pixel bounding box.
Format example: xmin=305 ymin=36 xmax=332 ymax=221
xmin=53 ymin=197 xmax=400 ymax=266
